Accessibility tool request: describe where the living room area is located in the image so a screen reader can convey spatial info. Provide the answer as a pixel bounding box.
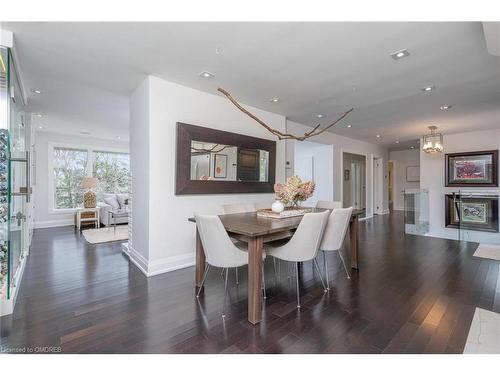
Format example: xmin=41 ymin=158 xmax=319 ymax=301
xmin=34 ymin=130 xmax=130 ymax=241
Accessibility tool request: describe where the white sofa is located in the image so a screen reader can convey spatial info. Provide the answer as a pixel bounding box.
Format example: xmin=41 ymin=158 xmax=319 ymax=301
xmin=97 ymin=193 xmax=129 ymax=226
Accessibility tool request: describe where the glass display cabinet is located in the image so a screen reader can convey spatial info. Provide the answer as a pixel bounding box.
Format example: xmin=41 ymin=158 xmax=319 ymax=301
xmin=1 ymin=45 xmax=30 ymax=311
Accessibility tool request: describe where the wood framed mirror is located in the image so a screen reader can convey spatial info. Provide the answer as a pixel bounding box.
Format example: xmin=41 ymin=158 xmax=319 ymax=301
xmin=175 ymin=122 xmax=276 ymax=195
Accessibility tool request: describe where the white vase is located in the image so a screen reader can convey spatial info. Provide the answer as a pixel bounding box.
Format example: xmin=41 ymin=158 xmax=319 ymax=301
xmin=271 ymin=200 xmax=284 ymax=213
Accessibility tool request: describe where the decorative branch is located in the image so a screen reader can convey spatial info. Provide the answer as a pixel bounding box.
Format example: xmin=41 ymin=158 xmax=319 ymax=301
xmin=217 ymin=87 xmax=354 ymax=141
xmin=191 ymin=144 xmax=231 ymax=153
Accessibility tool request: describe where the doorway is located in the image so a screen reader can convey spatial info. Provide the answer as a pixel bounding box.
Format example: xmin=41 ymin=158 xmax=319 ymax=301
xmin=388 ymin=161 xmax=394 ymax=212
xmin=373 ymin=157 xmax=384 ymax=215
xmin=342 ymin=152 xmax=366 ymax=218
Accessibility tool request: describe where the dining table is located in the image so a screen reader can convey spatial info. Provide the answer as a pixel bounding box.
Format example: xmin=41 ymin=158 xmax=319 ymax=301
xmin=188 ymin=208 xmax=364 ymax=325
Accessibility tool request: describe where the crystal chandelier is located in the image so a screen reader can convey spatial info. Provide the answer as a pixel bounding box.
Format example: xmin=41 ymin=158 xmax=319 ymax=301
xmin=422 ymin=126 xmax=444 ymax=153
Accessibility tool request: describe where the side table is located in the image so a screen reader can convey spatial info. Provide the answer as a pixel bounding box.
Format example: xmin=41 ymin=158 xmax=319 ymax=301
xmin=76 ymin=207 xmax=100 ymax=230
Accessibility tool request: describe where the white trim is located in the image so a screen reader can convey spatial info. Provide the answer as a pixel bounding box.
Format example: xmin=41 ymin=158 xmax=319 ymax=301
xmin=148 ymin=253 xmax=196 ymax=276
xmin=35 ymin=219 xmax=74 ymax=229
xmin=122 ymin=244 xmax=195 ymax=277
xmin=122 ymin=244 xmax=149 ymax=276
xmin=47 ymin=141 xmax=129 ymax=213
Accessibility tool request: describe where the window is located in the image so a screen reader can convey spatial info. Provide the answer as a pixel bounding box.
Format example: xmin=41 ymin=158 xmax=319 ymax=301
xmin=51 ymin=145 xmax=129 ymax=211
xmin=53 ymin=147 xmax=88 ymax=209
xmin=92 ymin=151 xmax=130 ymax=200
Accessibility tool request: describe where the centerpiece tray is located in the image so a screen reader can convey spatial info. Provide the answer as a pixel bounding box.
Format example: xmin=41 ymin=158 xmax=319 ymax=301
xmin=257 ymin=207 xmax=312 ymax=219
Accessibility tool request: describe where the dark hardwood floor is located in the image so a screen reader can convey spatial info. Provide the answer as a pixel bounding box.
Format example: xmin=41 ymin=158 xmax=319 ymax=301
xmin=1 ymin=212 xmax=498 ymax=354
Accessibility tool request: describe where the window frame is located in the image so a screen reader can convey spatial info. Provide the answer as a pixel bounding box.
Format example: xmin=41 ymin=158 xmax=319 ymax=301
xmin=48 ymin=142 xmax=129 ymax=214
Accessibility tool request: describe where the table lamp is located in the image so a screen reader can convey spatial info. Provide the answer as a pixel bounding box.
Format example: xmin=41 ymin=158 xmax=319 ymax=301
xmin=82 ymin=177 xmax=97 ymax=208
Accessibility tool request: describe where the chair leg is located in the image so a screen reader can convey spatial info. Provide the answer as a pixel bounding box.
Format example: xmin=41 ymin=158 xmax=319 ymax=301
xmin=196 ymin=264 xmax=211 ymax=298
xmin=322 ymin=251 xmax=330 ymax=290
xmin=262 ymin=264 xmax=267 ymax=299
xmin=337 ymin=250 xmax=351 ymax=279
xmin=295 ymin=262 xmax=301 ymax=309
xmin=313 ymin=258 xmax=328 ymax=293
xmin=235 ymin=267 xmax=239 ymax=285
xmin=272 ymin=257 xmax=277 ymax=283
xmin=222 ymin=268 xmax=229 ymax=318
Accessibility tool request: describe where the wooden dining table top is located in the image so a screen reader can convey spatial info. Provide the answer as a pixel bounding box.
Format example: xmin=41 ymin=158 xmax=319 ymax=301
xmin=188 ymin=208 xmax=364 ymax=237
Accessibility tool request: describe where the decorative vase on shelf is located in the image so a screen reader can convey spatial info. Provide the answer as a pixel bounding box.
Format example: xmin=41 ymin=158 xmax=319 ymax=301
xmin=271 ymin=200 xmax=285 ymax=213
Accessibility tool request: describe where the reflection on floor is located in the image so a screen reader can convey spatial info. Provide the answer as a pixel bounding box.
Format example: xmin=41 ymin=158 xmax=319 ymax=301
xmin=1 ymin=212 xmax=499 ymax=353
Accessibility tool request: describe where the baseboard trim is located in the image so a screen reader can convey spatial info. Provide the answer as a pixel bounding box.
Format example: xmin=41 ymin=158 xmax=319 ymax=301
xmin=122 ymin=244 xmax=149 ymax=276
xmin=35 ymin=219 xmax=74 ymax=229
xmin=122 ymin=244 xmax=195 ymax=277
xmin=148 ymin=253 xmax=196 ymax=276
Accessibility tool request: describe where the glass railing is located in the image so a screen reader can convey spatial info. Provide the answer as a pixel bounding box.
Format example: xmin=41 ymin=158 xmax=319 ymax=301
xmin=403 ymin=188 xmax=429 ymax=236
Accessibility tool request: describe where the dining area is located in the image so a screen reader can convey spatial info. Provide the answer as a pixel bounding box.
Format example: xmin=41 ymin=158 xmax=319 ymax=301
xmin=189 ymin=200 xmax=362 ymax=325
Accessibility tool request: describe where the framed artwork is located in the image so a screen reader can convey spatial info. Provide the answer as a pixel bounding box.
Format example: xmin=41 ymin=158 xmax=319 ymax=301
xmin=445 ymin=150 xmax=498 ymax=187
xmin=406 ymin=166 xmax=420 ymax=182
xmin=213 ymin=154 xmax=227 ymax=178
xmin=445 ymin=194 xmax=499 ymax=232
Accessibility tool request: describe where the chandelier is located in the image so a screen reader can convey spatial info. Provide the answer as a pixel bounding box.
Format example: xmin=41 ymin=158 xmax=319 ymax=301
xmin=422 ymin=126 xmax=444 ymax=154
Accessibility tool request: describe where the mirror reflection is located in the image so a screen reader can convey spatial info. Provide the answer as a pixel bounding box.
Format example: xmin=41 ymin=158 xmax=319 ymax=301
xmin=190 ymin=141 xmax=269 ymax=182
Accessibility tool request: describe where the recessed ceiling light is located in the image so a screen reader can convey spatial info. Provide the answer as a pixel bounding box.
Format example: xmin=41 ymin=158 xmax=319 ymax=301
xmin=395 ymin=140 xmax=400 ymax=144
xmin=269 ymin=97 xmax=280 ymax=103
xmin=37 ymin=125 xmax=44 ymax=130
xmin=440 ymin=105 xmax=453 ymax=110
xmin=376 ymin=134 xmax=381 ymax=138
xmin=345 ymin=124 xmax=352 ymax=128
xmin=391 ymin=49 xmax=410 ymax=60
xmin=31 ymin=89 xmax=42 ymax=94
xmin=79 ymin=131 xmax=91 ymax=135
xmin=199 ymin=71 xmax=215 ymax=79
xmin=421 ymin=85 xmax=435 ymax=92
xmin=410 ymin=146 xmax=415 ymax=149
xmin=116 ymin=136 xmax=121 ymax=140
xmin=34 ymin=113 xmax=43 ymax=118
xmin=316 ymin=114 xmax=324 ymax=118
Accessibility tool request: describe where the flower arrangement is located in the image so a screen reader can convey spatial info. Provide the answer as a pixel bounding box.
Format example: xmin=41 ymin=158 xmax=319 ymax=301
xmin=274 ymin=175 xmax=315 ymax=207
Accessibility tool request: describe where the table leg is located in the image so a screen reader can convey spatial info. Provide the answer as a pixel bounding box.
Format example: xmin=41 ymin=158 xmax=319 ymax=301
xmin=195 ymin=228 xmax=206 ymax=287
xmin=247 ymin=236 xmax=263 ymax=325
xmin=349 ymin=216 xmax=359 ymax=269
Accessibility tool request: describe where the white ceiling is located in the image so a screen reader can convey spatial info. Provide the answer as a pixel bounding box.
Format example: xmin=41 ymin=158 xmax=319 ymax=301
xmin=4 ymin=22 xmax=500 ymax=147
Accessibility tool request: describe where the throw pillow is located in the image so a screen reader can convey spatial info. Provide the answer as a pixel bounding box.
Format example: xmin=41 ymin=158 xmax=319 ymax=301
xmin=104 ymin=196 xmax=120 ymax=210
xmin=116 ymin=194 xmax=128 ymax=209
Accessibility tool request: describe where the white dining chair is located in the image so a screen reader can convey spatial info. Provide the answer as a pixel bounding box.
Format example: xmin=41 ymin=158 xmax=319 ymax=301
xmin=264 ymin=210 xmax=330 ymax=308
xmin=221 ymin=203 xmax=257 ymax=284
xmin=316 ymin=200 xmax=343 ymax=209
xmin=195 ymin=214 xmax=267 ymax=317
xmin=222 ymin=203 xmax=256 ymax=214
xmin=319 ymin=207 xmax=353 ymax=289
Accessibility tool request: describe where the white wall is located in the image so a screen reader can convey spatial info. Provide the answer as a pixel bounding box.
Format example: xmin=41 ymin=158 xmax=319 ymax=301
xmin=34 ymin=131 xmax=129 ymax=228
xmin=389 ymin=149 xmax=420 ymax=211
xmin=420 ymin=128 xmax=500 ymax=243
xmin=129 ymin=76 xmax=286 ymax=275
xmin=287 ymin=121 xmax=389 ymax=217
xmin=294 ymin=140 xmax=334 ymax=206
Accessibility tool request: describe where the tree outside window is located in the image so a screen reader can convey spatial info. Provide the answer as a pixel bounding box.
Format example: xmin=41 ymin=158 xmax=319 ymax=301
xmin=53 ymin=147 xmax=88 ymax=209
xmin=92 ymin=151 xmax=130 ymax=200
